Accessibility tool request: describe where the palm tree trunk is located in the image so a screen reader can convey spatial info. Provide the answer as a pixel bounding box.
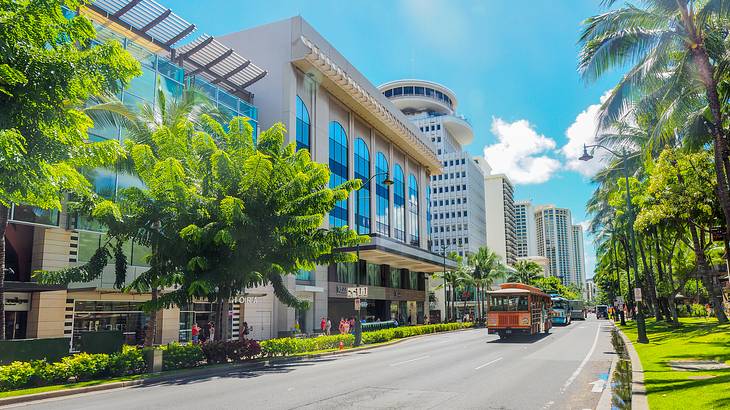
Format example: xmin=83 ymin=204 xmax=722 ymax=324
xmin=144 ymin=287 xmax=158 ymax=346
xmin=688 ymin=224 xmax=728 ymax=323
xmin=638 ymin=238 xmax=660 ymax=320
xmin=0 ymin=204 xmax=8 ymax=341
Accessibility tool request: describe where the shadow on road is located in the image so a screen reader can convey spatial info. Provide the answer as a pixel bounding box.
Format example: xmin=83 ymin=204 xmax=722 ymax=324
xmin=486 ymin=333 xmax=551 ymax=344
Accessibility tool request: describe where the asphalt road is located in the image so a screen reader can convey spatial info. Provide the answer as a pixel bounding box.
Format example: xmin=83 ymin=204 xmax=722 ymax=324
xmin=7 ymin=317 xmax=616 ymax=410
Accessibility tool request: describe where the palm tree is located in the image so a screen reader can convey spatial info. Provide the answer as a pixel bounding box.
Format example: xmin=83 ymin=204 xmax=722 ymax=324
xmin=508 ymin=260 xmax=542 ymax=284
xmin=469 ymin=247 xmax=507 ymax=320
xmin=433 ymin=251 xmax=468 ymax=322
xmin=579 ymin=0 xmax=730 ymax=249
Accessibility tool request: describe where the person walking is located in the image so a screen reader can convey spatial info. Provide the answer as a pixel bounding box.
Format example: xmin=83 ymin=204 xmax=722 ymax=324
xmin=326 ymin=318 xmax=332 ymax=336
xmin=320 ymin=317 xmax=327 ymax=334
xmin=343 ymin=319 xmax=351 ymax=334
xmin=191 ymin=323 xmax=201 ymax=344
xmin=338 ymin=318 xmax=345 ymax=335
xmin=208 ymin=322 xmax=215 ymax=342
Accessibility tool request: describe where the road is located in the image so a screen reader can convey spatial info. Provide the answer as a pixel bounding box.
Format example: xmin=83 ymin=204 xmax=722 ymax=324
xmin=7 ymin=317 xmax=615 ymax=410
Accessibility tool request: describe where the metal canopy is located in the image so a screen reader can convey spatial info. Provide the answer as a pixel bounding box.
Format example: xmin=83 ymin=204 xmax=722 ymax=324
xmin=90 ymin=0 xmax=267 ymax=97
xmin=175 ymin=35 xmax=267 ymax=96
xmin=92 ymin=0 xmax=196 ymax=47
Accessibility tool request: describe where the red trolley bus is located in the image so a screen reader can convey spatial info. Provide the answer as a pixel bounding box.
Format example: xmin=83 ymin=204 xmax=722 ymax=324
xmin=486 ymin=283 xmax=552 ymax=339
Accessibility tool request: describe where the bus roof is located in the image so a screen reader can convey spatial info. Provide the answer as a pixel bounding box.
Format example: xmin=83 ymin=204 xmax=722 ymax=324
xmin=487 ymin=282 xmax=550 ymax=298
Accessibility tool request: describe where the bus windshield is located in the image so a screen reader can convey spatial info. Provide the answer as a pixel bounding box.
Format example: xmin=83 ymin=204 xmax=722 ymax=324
xmin=489 ymin=295 xmax=529 ymax=311
xmin=552 ymin=299 xmax=569 ymax=310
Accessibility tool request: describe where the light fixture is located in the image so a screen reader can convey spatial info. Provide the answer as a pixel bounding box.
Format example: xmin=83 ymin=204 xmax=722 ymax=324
xmin=579 ymin=144 xmax=594 ymax=162
xmin=383 ymin=175 xmax=394 ymax=186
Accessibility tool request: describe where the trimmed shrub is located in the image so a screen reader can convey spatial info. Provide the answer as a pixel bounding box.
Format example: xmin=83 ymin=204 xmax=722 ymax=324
xmin=201 ymin=341 xmax=227 ymax=365
xmin=59 ymin=353 xmax=111 ymax=381
xmin=362 ymin=322 xmax=472 ymax=344
xmin=260 ymin=334 xmax=354 ymax=357
xmin=109 ymin=345 xmax=147 ymax=376
xmin=0 ymin=361 xmax=34 ymax=392
xmin=160 ymin=343 xmax=204 ymax=371
xmin=224 ymin=340 xmax=261 ymax=362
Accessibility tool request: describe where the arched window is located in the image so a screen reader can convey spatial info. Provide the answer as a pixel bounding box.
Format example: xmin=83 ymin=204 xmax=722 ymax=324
xmin=375 ymin=152 xmax=390 ymax=235
xmin=329 ymin=121 xmax=348 ymax=228
xmin=295 ymin=96 xmax=310 ymax=151
xmin=354 ymin=138 xmax=370 ymax=234
xmin=393 ymin=165 xmax=406 ymax=241
xmin=408 ymin=173 xmax=419 ymax=245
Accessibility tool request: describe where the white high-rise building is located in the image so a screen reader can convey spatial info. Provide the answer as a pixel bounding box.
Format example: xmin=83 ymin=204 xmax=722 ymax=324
xmin=380 ymin=80 xmax=487 ymax=258
xmin=534 ymin=205 xmax=574 ymax=285
xmin=481 ymin=169 xmax=517 ymax=266
xmin=572 ymin=225 xmax=586 ymax=286
xmin=515 ymin=200 xmax=537 ymax=258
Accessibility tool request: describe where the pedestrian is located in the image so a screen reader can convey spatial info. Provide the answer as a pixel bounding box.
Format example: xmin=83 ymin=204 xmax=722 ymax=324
xmin=208 ymin=321 xmax=215 ymax=342
xmin=339 ymin=318 xmax=345 ymax=335
xmin=191 ymin=323 xmax=200 ymax=344
xmin=705 ymin=303 xmax=712 ymax=319
xmin=343 ymin=319 xmax=350 ymax=334
xmin=320 ymin=317 xmax=327 ymax=334
xmin=326 ymin=318 xmax=332 ymax=336
xmin=424 ymin=314 xmax=430 ymax=325
xmin=348 ymin=317 xmax=355 ymax=332
xmin=241 ymin=321 xmax=250 ymax=339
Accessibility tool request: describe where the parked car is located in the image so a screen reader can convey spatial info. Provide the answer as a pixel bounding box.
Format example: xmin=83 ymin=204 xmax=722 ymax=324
xmin=596 ymin=305 xmax=609 ymax=319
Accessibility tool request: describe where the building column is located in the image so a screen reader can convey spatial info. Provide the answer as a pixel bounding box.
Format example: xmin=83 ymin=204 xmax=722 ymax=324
xmin=156 ymin=306 xmax=180 ymax=344
xmin=27 ymin=290 xmax=67 ymax=339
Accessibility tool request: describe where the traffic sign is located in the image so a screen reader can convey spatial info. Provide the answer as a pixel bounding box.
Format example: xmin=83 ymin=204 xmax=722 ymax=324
xmin=634 ymin=288 xmax=642 ymax=302
xmin=347 ymin=286 xmax=368 ymax=298
xmin=354 ymin=298 xmax=361 ymax=311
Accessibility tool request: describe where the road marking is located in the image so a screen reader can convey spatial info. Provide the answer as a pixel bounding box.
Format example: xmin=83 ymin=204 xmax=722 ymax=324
xmin=475 ymin=357 xmax=503 ymax=370
xmin=560 ymin=323 xmax=601 ymax=393
xmin=389 ymin=355 xmax=430 ymax=367
xmin=590 ymin=379 xmax=606 ymax=392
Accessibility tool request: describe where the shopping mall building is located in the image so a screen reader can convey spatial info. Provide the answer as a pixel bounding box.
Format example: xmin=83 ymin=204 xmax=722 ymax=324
xmin=3 ymin=2 xmax=454 ymax=344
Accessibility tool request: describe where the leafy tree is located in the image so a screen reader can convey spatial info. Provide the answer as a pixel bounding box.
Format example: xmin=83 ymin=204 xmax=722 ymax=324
xmin=508 ymin=260 xmax=542 ymax=284
xmin=531 ymin=276 xmax=580 ymax=300
xmin=0 ymin=0 xmax=140 ymax=339
xmin=468 ymin=247 xmax=506 ymax=319
xmin=433 ymin=252 xmax=468 ymax=322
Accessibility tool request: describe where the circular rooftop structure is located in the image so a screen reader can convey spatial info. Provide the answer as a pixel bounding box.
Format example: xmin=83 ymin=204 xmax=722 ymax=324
xmin=379 ymin=79 xmax=473 ymax=146
xmin=378 ymin=79 xmax=458 ymax=115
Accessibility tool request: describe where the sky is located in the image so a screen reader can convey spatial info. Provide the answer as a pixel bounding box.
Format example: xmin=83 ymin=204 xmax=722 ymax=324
xmin=166 ymin=0 xmax=626 ymax=279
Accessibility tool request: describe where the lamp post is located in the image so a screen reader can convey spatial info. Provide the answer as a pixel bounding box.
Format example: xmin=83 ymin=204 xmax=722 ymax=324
xmin=353 ymin=171 xmax=393 ymax=346
xmin=580 ymin=144 xmax=648 ymax=343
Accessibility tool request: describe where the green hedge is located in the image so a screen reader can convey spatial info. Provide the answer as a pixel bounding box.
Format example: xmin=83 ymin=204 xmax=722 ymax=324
xmin=0 ymin=338 xmax=70 ymax=365
xmin=362 ymin=322 xmax=473 ymax=344
xmin=159 ymin=343 xmax=204 ymax=371
xmin=362 ymin=320 xmax=397 ymax=332
xmin=260 ymin=334 xmax=355 ymax=357
xmin=79 ymin=331 xmax=124 ymax=354
xmin=0 ymin=346 xmax=146 ymax=392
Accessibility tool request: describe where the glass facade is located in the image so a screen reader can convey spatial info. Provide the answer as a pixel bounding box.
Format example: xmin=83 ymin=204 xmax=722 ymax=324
xmin=73 ymin=301 xmax=147 ymax=349
xmin=393 ymin=165 xmax=406 ymax=241
xmin=408 ymin=174 xmax=419 ymax=245
xmin=354 ymin=138 xmax=370 ymax=234
xmin=366 ymin=263 xmax=381 ymax=286
xmin=329 ymin=121 xmax=349 ymax=228
xmin=295 ymin=96 xmax=310 ymax=151
xmin=336 ymin=262 xmax=357 ymax=284
xmin=375 ymin=153 xmax=390 ymax=235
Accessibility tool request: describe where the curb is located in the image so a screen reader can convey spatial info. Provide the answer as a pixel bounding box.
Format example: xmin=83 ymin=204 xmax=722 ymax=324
xmin=596 ymin=352 xmax=618 ymax=410
xmin=616 ymin=327 xmax=649 ymax=410
xmin=0 ymin=327 xmax=475 ymax=407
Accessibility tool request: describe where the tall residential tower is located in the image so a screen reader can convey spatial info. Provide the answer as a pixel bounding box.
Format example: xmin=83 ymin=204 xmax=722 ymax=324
xmin=534 ymin=205 xmax=574 ymax=285
xmin=379 ymin=80 xmax=487 ymax=259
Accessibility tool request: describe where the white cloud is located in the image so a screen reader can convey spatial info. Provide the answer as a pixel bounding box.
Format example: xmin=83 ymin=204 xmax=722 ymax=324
xmin=562 ymin=91 xmax=612 ymax=177
xmin=483 ymin=118 xmax=561 ymax=185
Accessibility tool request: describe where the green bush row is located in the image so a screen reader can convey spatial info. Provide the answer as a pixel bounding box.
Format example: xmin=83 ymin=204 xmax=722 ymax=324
xmin=159 ymin=342 xmax=205 ymax=371
xmin=260 ymin=322 xmax=473 ymax=357
xmin=0 ymin=345 xmax=145 ymax=392
xmin=676 ymin=303 xmax=711 ymax=317
xmin=362 ymin=322 xmax=473 ymax=344
xmin=260 ymin=334 xmax=355 ymax=357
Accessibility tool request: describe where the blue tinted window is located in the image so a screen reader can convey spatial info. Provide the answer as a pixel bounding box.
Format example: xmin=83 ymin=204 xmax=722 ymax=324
xmin=375 ymin=152 xmax=389 ymax=235
xmin=354 ymin=138 xmax=370 ymax=234
xmin=296 ymin=96 xmax=310 ymax=151
xmin=329 ymin=121 xmax=348 ymax=228
xmin=393 ymin=165 xmax=405 ymax=241
xmin=408 ymin=174 xmax=419 ymax=245
xmin=426 ymin=178 xmax=432 ymax=244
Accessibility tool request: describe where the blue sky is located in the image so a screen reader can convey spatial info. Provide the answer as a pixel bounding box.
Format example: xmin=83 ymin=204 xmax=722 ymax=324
xmin=166 ymin=0 xmax=625 ymax=278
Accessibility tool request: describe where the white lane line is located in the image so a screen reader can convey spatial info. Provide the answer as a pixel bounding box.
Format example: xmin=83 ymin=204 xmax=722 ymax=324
xmin=560 ymin=323 xmax=601 ymax=393
xmin=474 ymin=357 xmax=503 ymax=370
xmin=389 ymin=355 xmax=430 ymax=367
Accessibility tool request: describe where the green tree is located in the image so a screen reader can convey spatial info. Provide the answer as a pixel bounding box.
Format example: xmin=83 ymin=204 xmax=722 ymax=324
xmin=508 ymin=260 xmax=542 ymax=284
xmin=531 ymin=276 xmax=580 ymax=300
xmin=0 ymin=0 xmax=140 ymax=339
xmin=468 ymin=247 xmax=506 ymax=319
xmin=579 ymin=0 xmax=730 ymax=244
xmin=433 ymin=252 xmax=468 ymax=322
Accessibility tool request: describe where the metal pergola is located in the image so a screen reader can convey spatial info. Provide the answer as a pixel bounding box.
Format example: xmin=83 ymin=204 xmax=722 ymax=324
xmin=90 ymin=0 xmax=267 ymax=99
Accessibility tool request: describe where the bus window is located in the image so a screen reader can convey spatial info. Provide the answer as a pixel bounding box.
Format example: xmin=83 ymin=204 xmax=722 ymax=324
xmin=489 ymin=295 xmax=529 ymax=311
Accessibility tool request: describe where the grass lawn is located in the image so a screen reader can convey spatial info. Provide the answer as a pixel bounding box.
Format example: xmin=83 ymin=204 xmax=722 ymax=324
xmin=619 ymin=317 xmax=730 ymax=410
xmin=0 ymin=374 xmax=147 ymax=399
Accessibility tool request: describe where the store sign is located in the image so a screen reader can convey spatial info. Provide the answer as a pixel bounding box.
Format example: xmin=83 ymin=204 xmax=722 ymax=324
xmin=634 ymin=288 xmax=642 ymax=303
xmin=230 ymin=296 xmax=258 ymax=304
xmin=335 ymin=285 xmax=348 ymax=296
xmin=4 ymin=292 xmax=30 ymax=312
xmin=347 ymin=287 xmax=368 ymax=298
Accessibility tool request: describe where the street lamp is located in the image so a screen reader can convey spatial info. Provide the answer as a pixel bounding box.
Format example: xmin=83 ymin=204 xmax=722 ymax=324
xmin=353 ymin=171 xmax=393 ymax=346
xmin=580 ymin=144 xmax=648 ymax=343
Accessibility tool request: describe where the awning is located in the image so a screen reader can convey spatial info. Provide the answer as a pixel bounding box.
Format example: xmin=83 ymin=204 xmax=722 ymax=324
xmin=336 ymin=233 xmax=458 ymax=273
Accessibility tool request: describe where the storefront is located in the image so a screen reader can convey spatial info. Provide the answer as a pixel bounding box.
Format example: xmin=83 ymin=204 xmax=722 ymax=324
xmin=71 ymin=300 xmax=148 ymax=348
xmin=3 ymin=292 xmax=30 ymax=339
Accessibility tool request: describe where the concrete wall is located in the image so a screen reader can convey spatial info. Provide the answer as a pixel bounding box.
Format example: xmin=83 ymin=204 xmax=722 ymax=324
xmin=27 ymin=290 xmax=67 ymax=339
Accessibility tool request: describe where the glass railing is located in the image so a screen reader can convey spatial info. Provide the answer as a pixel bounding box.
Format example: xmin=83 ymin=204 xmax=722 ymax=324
xmin=10 ymin=205 xmax=60 ymax=227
